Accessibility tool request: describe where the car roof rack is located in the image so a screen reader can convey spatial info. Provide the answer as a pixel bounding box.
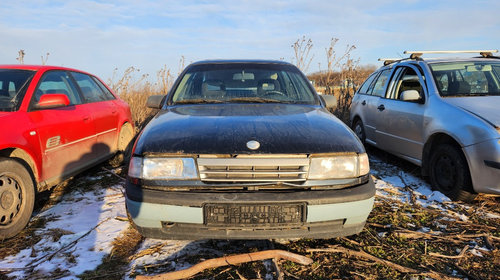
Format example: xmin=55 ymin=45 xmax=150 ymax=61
xmin=404 ymin=50 xmax=499 ymax=59
xmin=378 ymin=58 xmax=403 ymax=66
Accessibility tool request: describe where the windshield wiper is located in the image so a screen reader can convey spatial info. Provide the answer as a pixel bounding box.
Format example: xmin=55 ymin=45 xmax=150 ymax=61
xmin=226 ymin=97 xmax=295 ymax=103
xmin=173 ymin=99 xmax=225 ymax=104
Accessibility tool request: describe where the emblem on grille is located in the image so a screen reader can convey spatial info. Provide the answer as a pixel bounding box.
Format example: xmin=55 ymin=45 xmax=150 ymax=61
xmin=246 ymin=140 xmax=260 ymax=150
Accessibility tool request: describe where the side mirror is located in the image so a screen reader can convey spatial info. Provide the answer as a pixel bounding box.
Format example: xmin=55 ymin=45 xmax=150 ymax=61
xmin=146 ymin=95 xmax=165 ymax=109
xmin=319 ymin=94 xmax=337 ymax=109
xmin=400 ymin=90 xmax=423 ymax=103
xmin=36 ymin=94 xmax=70 ymax=109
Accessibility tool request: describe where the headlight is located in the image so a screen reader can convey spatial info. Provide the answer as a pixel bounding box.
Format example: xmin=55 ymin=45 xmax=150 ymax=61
xmin=308 ymin=153 xmax=369 ymax=179
xmin=128 ymin=157 xmax=198 ymax=180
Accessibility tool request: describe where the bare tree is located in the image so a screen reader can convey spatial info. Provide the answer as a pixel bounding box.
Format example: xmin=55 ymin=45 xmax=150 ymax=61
xmin=16 ymin=50 xmax=25 ymax=64
xmin=291 ymin=36 xmax=314 ymax=73
xmin=41 ymin=52 xmax=50 ymax=65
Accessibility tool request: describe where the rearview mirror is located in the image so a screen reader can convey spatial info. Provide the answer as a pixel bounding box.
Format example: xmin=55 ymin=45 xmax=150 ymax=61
xmin=233 ymin=72 xmax=254 ymax=81
xmin=319 ymin=94 xmax=337 ymax=109
xmin=36 ymin=94 xmax=70 ymax=109
xmin=146 ymin=95 xmax=165 ymax=109
xmin=400 ymin=90 xmax=423 ymax=103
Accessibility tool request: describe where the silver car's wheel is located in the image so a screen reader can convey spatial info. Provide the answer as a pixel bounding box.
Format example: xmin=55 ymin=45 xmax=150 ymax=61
xmin=353 ymin=119 xmax=366 ymax=144
xmin=429 ymin=144 xmax=476 ymax=202
xmin=0 ymin=158 xmax=35 ymax=239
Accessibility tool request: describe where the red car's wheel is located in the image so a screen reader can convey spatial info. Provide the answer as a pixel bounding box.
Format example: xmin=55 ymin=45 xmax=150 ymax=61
xmin=0 ymin=157 xmax=35 ymax=239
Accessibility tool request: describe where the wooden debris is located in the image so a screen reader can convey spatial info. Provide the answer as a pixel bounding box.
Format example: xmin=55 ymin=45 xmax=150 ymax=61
xmin=136 ymin=249 xmax=313 ymax=280
xmin=429 ymin=245 xmax=469 ymax=259
xmin=306 ymin=246 xmax=418 ymax=274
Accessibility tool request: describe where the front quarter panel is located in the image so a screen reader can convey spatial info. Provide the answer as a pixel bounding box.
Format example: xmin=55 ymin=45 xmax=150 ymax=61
xmin=0 ymin=112 xmax=42 ymax=182
xmin=425 ymin=95 xmax=498 ymax=147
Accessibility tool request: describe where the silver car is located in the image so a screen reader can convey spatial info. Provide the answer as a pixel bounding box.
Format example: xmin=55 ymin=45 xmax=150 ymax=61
xmin=350 ymin=50 xmax=500 ymax=201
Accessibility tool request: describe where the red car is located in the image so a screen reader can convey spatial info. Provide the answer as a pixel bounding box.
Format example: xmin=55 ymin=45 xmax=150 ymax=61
xmin=0 ymin=65 xmax=133 ymax=238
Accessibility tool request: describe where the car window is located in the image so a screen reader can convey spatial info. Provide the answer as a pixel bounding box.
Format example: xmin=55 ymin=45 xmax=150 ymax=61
xmin=34 ymin=71 xmax=82 ymax=106
xmin=369 ymin=69 xmax=391 ymax=97
xmin=391 ymin=67 xmax=424 ymax=100
xmin=0 ymin=69 xmax=34 ymax=112
xmin=71 ymin=72 xmax=109 ymax=103
xmin=430 ymin=62 xmax=500 ymax=96
xmin=357 ymin=72 xmax=378 ymax=95
xmin=171 ymin=63 xmax=317 ymax=104
xmin=92 ymin=77 xmax=116 ymax=100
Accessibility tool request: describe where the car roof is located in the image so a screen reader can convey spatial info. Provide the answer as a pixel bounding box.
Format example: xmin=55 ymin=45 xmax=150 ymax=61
xmin=0 ymin=64 xmax=89 ymax=73
xmin=189 ymin=59 xmax=294 ymax=66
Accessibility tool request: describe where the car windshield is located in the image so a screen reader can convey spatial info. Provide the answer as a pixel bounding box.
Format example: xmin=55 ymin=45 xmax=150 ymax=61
xmin=0 ymin=69 xmax=34 ymax=111
xmin=430 ymin=61 xmax=500 ymax=97
xmin=171 ymin=63 xmax=317 ymax=105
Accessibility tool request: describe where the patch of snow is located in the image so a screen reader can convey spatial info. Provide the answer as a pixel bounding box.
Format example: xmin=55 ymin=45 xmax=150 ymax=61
xmin=0 ymin=184 xmax=129 ymax=279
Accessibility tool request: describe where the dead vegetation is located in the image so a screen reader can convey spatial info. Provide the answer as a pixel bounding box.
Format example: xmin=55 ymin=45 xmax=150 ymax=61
xmin=3 ymin=39 xmax=498 ymax=280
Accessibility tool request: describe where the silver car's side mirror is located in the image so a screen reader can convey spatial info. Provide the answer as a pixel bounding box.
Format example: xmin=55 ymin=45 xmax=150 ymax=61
xmin=400 ymin=90 xmax=423 ymax=103
xmin=319 ymin=94 xmax=337 ymax=109
xmin=146 ymin=95 xmax=166 ymax=109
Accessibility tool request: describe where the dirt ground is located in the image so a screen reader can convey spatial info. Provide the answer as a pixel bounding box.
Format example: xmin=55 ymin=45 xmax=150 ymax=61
xmin=1 ymin=147 xmax=499 ymax=280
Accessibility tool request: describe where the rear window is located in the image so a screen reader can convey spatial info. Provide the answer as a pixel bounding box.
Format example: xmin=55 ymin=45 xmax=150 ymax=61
xmin=0 ymin=69 xmax=34 ymax=111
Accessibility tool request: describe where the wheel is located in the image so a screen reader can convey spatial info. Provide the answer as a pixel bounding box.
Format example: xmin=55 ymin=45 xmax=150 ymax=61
xmin=109 ymin=123 xmax=134 ymax=167
xmin=352 ymin=119 xmax=366 ymax=144
xmin=429 ymin=144 xmax=476 ymax=202
xmin=0 ymin=157 xmax=35 ymax=239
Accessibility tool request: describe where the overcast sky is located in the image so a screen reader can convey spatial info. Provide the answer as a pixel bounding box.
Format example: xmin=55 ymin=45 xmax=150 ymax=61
xmin=1 ymin=0 xmax=499 ymax=81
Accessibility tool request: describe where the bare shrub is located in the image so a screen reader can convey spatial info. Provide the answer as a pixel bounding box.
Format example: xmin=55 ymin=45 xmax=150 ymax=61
xmin=16 ymin=50 xmax=25 ymax=64
xmin=291 ymin=36 xmax=314 ymax=73
xmin=303 ymin=37 xmax=376 ymax=123
xmin=108 ymin=65 xmax=175 ymax=131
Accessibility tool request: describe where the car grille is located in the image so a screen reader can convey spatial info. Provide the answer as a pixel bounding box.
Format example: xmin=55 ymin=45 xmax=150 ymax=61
xmin=197 ymin=155 xmax=309 ymax=182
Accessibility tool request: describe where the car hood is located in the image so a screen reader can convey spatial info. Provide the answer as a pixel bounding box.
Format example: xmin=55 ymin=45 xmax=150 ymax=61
xmin=444 ymin=96 xmax=500 ymax=127
xmin=134 ymin=104 xmax=364 ymax=155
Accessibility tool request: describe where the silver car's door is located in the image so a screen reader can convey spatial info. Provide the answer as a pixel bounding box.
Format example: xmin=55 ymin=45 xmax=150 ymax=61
xmin=362 ymin=69 xmax=392 ymax=145
xmin=375 ymin=65 xmax=427 ymax=164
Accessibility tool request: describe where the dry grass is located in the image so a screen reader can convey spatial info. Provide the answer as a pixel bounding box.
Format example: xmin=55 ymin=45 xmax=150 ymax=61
xmin=78 ymin=226 xmax=144 ymax=280
xmin=108 ymin=65 xmax=177 ymax=131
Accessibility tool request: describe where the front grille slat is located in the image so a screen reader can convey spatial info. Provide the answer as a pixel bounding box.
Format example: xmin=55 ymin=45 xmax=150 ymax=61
xmin=198 ymin=156 xmax=309 ymax=182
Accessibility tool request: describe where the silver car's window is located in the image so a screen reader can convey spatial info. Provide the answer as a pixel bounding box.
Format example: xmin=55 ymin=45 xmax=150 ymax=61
xmin=392 ymin=67 xmax=424 ymax=100
xmin=357 ymin=72 xmax=378 ymax=95
xmin=369 ymin=69 xmax=391 ymax=97
xmin=430 ymin=62 xmax=500 ymax=96
xmin=171 ymin=64 xmax=317 ymax=105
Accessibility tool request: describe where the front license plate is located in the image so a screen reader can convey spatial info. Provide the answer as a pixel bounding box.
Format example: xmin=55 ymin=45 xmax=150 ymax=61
xmin=204 ymin=203 xmax=305 ymax=227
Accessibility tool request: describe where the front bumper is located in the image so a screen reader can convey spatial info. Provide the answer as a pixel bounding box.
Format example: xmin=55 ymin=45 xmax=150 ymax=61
xmin=464 ymin=138 xmax=500 ymax=194
xmin=125 ymin=178 xmax=375 ymax=240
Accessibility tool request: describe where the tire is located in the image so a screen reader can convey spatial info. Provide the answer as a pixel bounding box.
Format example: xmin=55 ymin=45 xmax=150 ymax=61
xmin=109 ymin=123 xmax=134 ymax=167
xmin=429 ymin=144 xmax=476 ymax=202
xmin=352 ymin=119 xmax=366 ymax=145
xmin=0 ymin=157 xmax=35 ymax=239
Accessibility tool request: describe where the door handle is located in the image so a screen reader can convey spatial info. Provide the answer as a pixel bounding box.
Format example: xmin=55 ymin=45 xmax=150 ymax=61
xmin=83 ymin=116 xmax=90 ymax=122
xmin=377 ymin=104 xmax=385 ymax=111
xmin=361 ymin=100 xmax=366 ymax=106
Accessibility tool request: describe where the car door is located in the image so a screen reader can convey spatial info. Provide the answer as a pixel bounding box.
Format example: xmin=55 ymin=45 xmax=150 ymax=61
xmin=362 ymin=69 xmax=392 ymax=144
xmin=28 ymin=70 xmax=96 ymax=182
xmin=71 ymin=72 xmax=119 ymax=159
xmin=375 ymin=65 xmax=426 ymax=163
